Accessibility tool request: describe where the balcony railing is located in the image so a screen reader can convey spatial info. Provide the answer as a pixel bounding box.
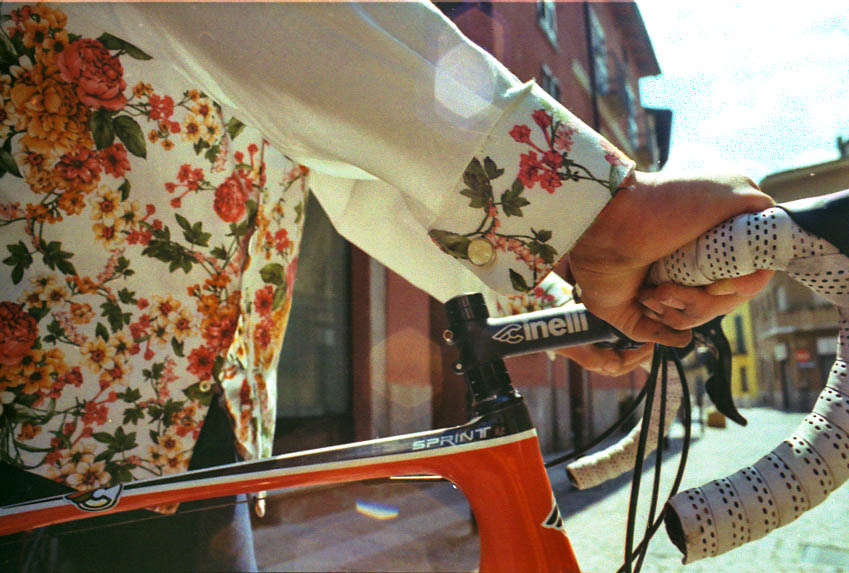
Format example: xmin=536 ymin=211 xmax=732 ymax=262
xmin=755 ymin=305 xmax=839 ymax=340
xmin=597 ymin=58 xmax=628 ymax=115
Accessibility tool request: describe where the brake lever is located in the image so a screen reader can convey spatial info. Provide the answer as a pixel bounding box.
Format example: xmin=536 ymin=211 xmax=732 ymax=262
xmin=590 ymin=316 xmax=746 ymax=426
xmin=693 ymin=316 xmax=747 ymax=426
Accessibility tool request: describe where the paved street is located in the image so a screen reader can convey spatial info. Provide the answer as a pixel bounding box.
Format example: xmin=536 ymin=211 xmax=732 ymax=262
xmin=558 ymin=408 xmax=849 ymax=572
xmin=252 ymin=408 xmax=849 ymax=572
xmin=252 ymin=478 xmax=479 ymax=571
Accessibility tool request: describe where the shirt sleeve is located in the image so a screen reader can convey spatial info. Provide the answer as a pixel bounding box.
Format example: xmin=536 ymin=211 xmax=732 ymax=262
xmin=123 ymin=1 xmax=635 ymax=300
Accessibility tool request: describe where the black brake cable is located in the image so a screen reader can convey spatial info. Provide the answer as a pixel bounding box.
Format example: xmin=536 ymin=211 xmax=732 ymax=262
xmin=621 ymin=347 xmax=662 ymax=571
xmin=544 ymin=380 xmax=651 ymax=469
xmin=633 ymin=348 xmax=669 ymax=573
xmin=618 ymin=348 xmax=692 ymax=573
xmin=540 ymin=339 xmax=696 ymax=572
xmin=634 ymin=348 xmax=668 ymax=572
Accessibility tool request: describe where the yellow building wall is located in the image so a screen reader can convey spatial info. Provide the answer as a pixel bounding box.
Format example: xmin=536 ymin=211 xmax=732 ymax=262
xmin=721 ymin=303 xmax=759 ymax=405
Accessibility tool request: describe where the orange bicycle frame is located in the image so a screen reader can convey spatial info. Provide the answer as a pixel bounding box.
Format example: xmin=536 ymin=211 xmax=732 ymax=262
xmin=2 ymin=294 xmax=629 ymax=571
xmin=1 ymin=401 xmax=579 ymax=572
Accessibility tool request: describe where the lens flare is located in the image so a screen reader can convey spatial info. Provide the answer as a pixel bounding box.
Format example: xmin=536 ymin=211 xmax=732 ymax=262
xmin=434 ymin=41 xmax=495 ymax=122
xmin=355 ymin=499 xmax=400 ymax=521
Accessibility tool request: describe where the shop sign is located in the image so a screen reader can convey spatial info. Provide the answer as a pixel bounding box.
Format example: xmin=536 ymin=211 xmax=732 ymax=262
xmin=794 ymin=348 xmax=812 ymax=363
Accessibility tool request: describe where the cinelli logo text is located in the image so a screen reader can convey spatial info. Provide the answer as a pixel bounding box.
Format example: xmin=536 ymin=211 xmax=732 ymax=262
xmin=491 ymin=312 xmax=589 ymax=345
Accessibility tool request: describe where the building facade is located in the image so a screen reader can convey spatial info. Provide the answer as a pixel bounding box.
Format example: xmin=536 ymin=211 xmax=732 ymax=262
xmin=722 ymin=305 xmax=760 ymax=407
xmin=752 ymin=149 xmax=849 ymax=411
xmin=273 ymin=1 xmax=671 ymax=456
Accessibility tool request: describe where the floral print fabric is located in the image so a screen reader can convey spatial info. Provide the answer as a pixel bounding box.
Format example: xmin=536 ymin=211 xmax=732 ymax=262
xmin=494 ymin=272 xmax=575 ymax=316
xmin=0 ymin=4 xmax=636 ymax=500
xmin=429 ymin=86 xmax=634 ymax=295
xmin=0 ymin=4 xmax=306 ymax=493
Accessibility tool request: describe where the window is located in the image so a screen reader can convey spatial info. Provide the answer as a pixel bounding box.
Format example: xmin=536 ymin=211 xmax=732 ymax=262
xmin=537 ymin=0 xmax=557 ymax=47
xmin=733 ymin=315 xmax=746 ymax=354
xmin=739 ymin=366 xmax=749 ymax=394
xmin=275 ymin=194 xmax=352 ymax=447
xmin=539 ymin=64 xmax=561 ymax=101
xmin=817 ymin=336 xmax=839 ymax=355
xmin=435 ymin=1 xmax=493 ymax=19
xmin=624 ymin=83 xmax=639 ymax=149
xmin=776 ymin=285 xmax=788 ymax=312
xmin=588 ymin=6 xmax=609 ymax=94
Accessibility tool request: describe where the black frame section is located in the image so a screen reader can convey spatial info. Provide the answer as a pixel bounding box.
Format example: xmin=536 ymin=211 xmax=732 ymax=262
xmin=444 ymin=293 xmax=632 ymax=414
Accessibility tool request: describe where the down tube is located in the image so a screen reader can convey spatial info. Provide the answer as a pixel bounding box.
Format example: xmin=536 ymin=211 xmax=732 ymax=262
xmin=1 ymin=434 xmax=579 ymax=571
xmin=437 ymin=434 xmax=580 ymax=573
xmin=2 ymin=436 xmax=580 ymax=571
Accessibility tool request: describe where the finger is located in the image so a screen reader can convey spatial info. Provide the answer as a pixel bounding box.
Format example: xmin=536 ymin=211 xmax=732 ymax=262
xmin=703 ymin=269 xmax=773 ymax=297
xmin=641 ymin=285 xmax=745 ymax=330
xmin=639 ymin=283 xmax=732 ymax=330
xmin=591 ymin=301 xmax=692 ymax=346
xmin=628 ymin=312 xmax=692 ymax=347
xmin=555 ymin=343 xmax=655 ymax=376
xmin=619 ymin=344 xmax=655 ymax=372
xmin=555 ymin=344 xmax=612 ymax=372
xmin=639 ymin=270 xmax=773 ymax=330
xmin=603 ymin=346 xmax=654 ymax=376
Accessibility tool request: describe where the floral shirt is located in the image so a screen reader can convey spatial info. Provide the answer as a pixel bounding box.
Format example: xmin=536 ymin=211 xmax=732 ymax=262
xmin=0 ymin=3 xmax=633 ymax=496
xmin=0 ymin=4 xmax=306 ymax=491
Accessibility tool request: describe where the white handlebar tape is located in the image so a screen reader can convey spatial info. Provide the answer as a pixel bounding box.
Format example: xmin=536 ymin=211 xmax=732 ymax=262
xmin=649 ymin=208 xmax=849 ymax=563
xmin=567 ymin=379 xmax=682 ymax=490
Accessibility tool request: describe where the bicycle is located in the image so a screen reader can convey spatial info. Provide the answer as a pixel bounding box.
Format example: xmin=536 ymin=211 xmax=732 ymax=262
xmin=2 ymin=188 xmax=848 ymax=572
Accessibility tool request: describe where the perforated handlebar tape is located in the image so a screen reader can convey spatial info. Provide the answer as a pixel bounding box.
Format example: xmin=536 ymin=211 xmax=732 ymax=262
xmin=649 ymin=197 xmax=849 ymax=563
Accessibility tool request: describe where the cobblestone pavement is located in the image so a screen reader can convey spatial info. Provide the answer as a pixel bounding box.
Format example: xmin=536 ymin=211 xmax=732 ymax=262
xmin=557 ymin=407 xmax=849 ymax=573
xmin=252 ymin=478 xmax=479 ymax=571
xmin=252 ymin=408 xmax=849 ymax=572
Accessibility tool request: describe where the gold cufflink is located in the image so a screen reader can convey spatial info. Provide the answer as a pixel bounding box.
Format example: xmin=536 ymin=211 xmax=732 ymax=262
xmin=468 ymin=238 xmax=495 ymax=267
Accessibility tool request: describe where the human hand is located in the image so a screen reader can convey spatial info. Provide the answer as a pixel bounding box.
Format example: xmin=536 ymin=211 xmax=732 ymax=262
xmin=555 ymin=343 xmax=654 ymax=377
xmin=637 ymin=271 xmax=772 ymax=331
xmin=567 ymin=171 xmax=774 ymax=346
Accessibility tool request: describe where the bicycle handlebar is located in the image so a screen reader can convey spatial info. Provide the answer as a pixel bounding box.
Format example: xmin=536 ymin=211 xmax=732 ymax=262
xmin=449 ymin=190 xmax=849 ymax=564
xmin=566 ymin=380 xmax=682 ymax=490
xmin=649 ymin=192 xmax=849 ymax=563
xmin=447 ymin=301 xmax=624 ymax=370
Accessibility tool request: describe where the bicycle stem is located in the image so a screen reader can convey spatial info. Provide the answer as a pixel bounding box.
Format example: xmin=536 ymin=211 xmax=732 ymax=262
xmin=443 ymin=293 xmax=631 ymax=415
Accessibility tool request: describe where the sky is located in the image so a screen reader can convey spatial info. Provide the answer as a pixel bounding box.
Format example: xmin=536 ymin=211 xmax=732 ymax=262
xmin=636 ymin=0 xmax=849 ymax=182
